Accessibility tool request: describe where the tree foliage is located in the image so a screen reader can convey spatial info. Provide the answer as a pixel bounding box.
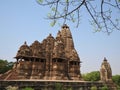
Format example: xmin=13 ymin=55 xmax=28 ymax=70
xmin=91 ymin=86 xmax=97 ymax=90
xmin=37 ymin=0 xmax=120 ymax=34
xmin=22 ymin=87 xmax=34 ymax=90
xmin=82 ymin=71 xmax=100 ymax=81
xmin=112 ymin=75 xmax=120 ymax=86
xmin=0 ymin=59 xmax=14 ymax=74
xmin=55 ymin=83 xmax=63 ymax=90
xmin=101 ymin=85 xmax=109 ymax=90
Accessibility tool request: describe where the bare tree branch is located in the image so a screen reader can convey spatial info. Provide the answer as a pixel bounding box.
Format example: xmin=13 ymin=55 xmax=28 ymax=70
xmin=48 ymin=0 xmax=85 ymax=19
xmin=85 ymin=2 xmax=101 ymax=29
xmin=37 ymin=0 xmax=120 ymax=34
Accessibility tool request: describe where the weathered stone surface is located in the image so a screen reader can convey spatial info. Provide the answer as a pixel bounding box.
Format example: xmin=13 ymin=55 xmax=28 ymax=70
xmin=100 ymin=57 xmax=112 ymax=82
xmin=0 ymin=24 xmax=81 ymax=80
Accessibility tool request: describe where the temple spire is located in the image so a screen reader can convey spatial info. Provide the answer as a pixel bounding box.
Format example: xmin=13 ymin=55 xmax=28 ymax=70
xmin=100 ymin=58 xmax=112 ymax=82
xmin=104 ymin=57 xmax=107 ymax=61
xmin=24 ymin=41 xmax=27 ymax=45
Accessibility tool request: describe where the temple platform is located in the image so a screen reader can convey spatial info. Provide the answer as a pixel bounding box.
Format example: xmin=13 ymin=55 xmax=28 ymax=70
xmin=0 ymin=80 xmax=113 ymax=90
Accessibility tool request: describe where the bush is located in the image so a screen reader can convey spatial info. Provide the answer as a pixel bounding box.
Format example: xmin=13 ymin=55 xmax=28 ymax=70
xmin=91 ymin=86 xmax=97 ymax=90
xmin=22 ymin=87 xmax=34 ymax=90
xmin=67 ymin=87 xmax=73 ymax=90
xmin=117 ymin=85 xmax=120 ymax=90
xmin=101 ymin=85 xmax=108 ymax=90
xmin=55 ymin=83 xmax=63 ymax=90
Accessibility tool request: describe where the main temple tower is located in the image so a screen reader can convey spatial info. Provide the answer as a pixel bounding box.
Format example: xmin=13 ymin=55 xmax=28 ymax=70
xmin=57 ymin=24 xmax=81 ymax=80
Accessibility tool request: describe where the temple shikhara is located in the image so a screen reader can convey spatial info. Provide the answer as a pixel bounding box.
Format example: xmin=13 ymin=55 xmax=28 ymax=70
xmin=0 ymin=24 xmax=117 ymax=90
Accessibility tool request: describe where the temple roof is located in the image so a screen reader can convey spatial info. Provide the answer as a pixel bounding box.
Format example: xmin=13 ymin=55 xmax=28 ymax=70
xmin=15 ymin=25 xmax=80 ymax=62
xmin=1 ymin=25 xmax=81 ymax=81
xmin=16 ymin=41 xmax=32 ymax=57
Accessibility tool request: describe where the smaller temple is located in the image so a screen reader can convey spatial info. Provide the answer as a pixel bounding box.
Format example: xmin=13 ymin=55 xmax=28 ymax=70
xmin=100 ymin=57 xmax=117 ymax=90
xmin=100 ymin=57 xmax=112 ymax=82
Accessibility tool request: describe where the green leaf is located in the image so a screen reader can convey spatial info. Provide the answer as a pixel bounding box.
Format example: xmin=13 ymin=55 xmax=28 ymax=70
xmin=52 ymin=7 xmax=56 ymax=11
xmin=47 ymin=13 xmax=52 ymax=17
xmin=71 ymin=18 xmax=76 ymax=23
xmin=38 ymin=0 xmax=43 ymax=4
xmin=50 ymin=20 xmax=56 ymax=27
xmin=66 ymin=0 xmax=69 ymax=3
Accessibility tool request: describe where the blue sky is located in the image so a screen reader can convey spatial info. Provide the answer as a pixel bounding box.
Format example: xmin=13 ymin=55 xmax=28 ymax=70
xmin=0 ymin=0 xmax=120 ymax=75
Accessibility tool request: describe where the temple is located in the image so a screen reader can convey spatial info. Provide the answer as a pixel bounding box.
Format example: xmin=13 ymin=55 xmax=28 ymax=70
xmin=100 ymin=57 xmax=112 ymax=82
xmin=0 ymin=24 xmax=81 ymax=80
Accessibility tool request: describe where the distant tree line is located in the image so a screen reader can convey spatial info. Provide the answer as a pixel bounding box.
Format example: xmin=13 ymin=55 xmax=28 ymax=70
xmin=0 ymin=59 xmax=14 ymax=74
xmin=82 ymin=71 xmax=120 ymax=89
xmin=82 ymin=71 xmax=100 ymax=81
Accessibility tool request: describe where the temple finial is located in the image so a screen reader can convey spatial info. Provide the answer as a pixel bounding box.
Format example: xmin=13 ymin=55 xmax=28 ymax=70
xmin=24 ymin=41 xmax=27 ymax=45
xmin=104 ymin=57 xmax=107 ymax=61
xmin=62 ymin=24 xmax=69 ymax=29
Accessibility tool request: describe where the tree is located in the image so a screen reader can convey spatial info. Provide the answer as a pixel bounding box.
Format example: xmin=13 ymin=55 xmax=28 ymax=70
xmin=0 ymin=59 xmax=14 ymax=74
xmin=37 ymin=0 xmax=120 ymax=34
xmin=82 ymin=71 xmax=100 ymax=81
xmin=112 ymin=75 xmax=120 ymax=86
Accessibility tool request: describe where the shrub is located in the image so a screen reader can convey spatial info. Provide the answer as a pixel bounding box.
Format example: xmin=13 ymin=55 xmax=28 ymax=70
xmin=91 ymin=86 xmax=97 ymax=90
xmin=101 ymin=85 xmax=108 ymax=90
xmin=22 ymin=87 xmax=34 ymax=90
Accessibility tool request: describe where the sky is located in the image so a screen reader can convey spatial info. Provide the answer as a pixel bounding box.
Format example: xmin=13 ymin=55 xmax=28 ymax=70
xmin=0 ymin=0 xmax=120 ymax=75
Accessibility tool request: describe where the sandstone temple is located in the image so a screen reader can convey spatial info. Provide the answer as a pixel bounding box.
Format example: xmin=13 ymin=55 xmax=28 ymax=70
xmin=0 ymin=24 xmax=117 ymax=90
